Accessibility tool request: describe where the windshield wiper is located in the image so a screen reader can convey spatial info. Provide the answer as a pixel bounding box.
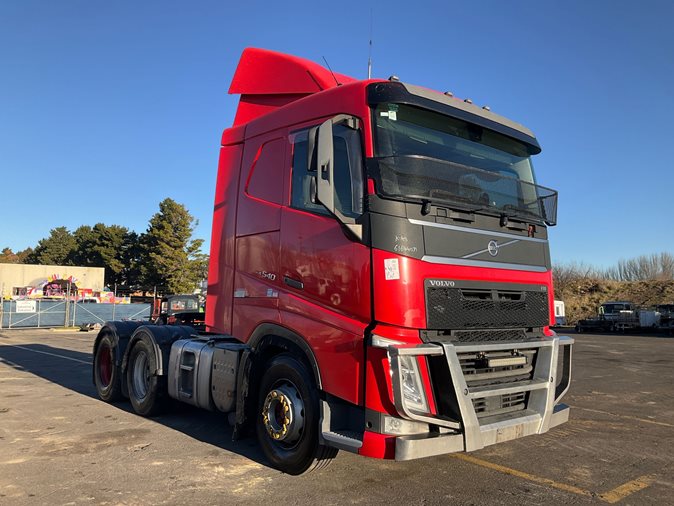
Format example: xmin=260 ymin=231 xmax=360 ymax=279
xmin=378 ymin=192 xmax=487 ymax=216
xmin=500 ymin=204 xmax=544 ymax=223
xmin=423 ymin=195 xmax=493 ymax=215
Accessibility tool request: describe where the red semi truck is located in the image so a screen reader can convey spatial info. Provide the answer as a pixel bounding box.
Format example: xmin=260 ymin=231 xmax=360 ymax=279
xmin=93 ymin=48 xmax=573 ymax=475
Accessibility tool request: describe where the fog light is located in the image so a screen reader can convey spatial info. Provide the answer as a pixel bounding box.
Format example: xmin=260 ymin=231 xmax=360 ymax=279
xmin=487 ymin=356 xmax=527 ymax=367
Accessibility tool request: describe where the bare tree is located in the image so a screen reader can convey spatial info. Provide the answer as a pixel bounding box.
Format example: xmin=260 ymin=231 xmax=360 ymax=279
xmin=552 ymin=261 xmax=604 ymax=297
xmin=555 ymin=252 xmax=674 ymax=287
xmin=615 ymin=253 xmax=674 ymax=281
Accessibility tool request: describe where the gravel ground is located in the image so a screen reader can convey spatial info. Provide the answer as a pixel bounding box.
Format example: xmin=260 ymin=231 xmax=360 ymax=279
xmin=0 ymin=328 xmax=672 ymax=505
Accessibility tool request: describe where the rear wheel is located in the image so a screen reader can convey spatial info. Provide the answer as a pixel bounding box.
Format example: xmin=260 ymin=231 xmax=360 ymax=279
xmin=256 ymin=354 xmax=337 ymax=475
xmin=127 ymin=339 xmax=167 ymax=416
xmin=94 ymin=334 xmax=122 ymax=402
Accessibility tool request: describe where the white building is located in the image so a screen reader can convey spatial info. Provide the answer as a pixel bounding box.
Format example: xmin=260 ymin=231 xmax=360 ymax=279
xmin=0 ymin=263 xmax=105 ymax=299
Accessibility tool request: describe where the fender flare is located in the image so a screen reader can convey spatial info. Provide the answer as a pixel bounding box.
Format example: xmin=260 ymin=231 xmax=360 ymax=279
xmin=92 ymin=320 xmax=147 ymax=386
xmin=233 ymin=322 xmax=322 ymax=438
xmin=247 ymin=323 xmax=322 ymax=389
xmin=122 ymin=325 xmax=196 ymax=377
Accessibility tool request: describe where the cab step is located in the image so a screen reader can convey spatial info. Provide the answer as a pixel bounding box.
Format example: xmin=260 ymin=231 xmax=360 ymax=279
xmin=322 ymin=430 xmax=363 ymax=451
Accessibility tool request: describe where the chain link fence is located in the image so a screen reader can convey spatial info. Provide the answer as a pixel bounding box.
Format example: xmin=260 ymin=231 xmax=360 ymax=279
xmin=0 ymin=299 xmax=150 ymax=329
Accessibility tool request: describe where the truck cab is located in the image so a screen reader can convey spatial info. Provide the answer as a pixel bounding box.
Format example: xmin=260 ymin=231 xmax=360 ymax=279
xmin=205 ymin=48 xmax=572 ymax=466
xmin=151 ymin=294 xmax=201 ymax=325
xmin=599 ymin=301 xmax=636 ymax=321
xmin=94 ymin=48 xmax=572 ymax=475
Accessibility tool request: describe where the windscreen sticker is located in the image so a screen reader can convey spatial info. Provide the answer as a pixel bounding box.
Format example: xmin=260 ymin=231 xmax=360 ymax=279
xmin=379 ymin=108 xmax=397 ymax=121
xmin=384 ymin=258 xmax=400 ymax=280
xmin=387 ymin=104 xmax=399 ymax=121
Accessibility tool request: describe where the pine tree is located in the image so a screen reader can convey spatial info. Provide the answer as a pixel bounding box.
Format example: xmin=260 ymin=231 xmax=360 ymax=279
xmin=0 ymin=248 xmax=19 ymax=263
xmin=28 ymin=227 xmax=77 ymax=265
xmin=71 ymin=224 xmax=133 ymax=287
xmin=141 ymin=199 xmax=208 ymax=294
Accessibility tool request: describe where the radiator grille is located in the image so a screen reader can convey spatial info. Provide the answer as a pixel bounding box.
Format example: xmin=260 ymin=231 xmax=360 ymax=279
xmin=426 ymin=285 xmax=549 ymax=330
xmin=451 ymin=329 xmax=529 ymax=343
xmin=473 ymin=392 xmax=528 ymax=418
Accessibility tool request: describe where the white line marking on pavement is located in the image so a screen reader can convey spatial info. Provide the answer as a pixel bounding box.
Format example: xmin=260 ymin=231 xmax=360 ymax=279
xmin=0 ymin=342 xmax=91 ymax=365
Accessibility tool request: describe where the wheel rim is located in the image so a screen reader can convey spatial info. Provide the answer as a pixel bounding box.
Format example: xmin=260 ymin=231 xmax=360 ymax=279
xmin=98 ymin=343 xmax=113 ymax=388
xmin=261 ymin=381 xmax=305 ymax=448
xmin=132 ymin=350 xmax=150 ymax=401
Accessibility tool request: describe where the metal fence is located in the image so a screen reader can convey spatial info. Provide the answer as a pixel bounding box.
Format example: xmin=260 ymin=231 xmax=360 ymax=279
xmin=0 ymin=300 xmax=151 ymax=329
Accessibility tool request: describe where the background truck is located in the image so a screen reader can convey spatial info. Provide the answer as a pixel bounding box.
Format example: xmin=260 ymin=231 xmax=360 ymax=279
xmin=576 ymin=301 xmax=639 ymax=332
xmin=92 ymin=48 xmax=573 ymax=474
xmin=150 ymin=294 xmax=204 ymax=328
xmin=553 ymin=300 xmax=566 ymax=326
xmin=655 ymin=304 xmax=674 ymax=334
xmin=576 ymin=301 xmax=666 ymax=333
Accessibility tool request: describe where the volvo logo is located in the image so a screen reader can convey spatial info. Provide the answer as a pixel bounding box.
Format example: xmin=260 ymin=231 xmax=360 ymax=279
xmin=462 ymin=238 xmax=519 ymax=260
xmin=429 ymin=279 xmax=455 ymax=287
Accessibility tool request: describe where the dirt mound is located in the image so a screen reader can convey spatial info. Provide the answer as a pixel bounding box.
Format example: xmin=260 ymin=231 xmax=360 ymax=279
xmin=554 ymin=279 xmax=674 ymax=324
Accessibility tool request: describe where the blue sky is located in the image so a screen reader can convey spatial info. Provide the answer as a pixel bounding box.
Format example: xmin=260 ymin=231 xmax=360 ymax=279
xmin=1 ymin=1 xmax=672 ymax=267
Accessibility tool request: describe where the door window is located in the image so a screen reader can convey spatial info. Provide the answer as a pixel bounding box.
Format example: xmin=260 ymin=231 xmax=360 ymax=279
xmin=290 ymin=124 xmax=364 ymax=218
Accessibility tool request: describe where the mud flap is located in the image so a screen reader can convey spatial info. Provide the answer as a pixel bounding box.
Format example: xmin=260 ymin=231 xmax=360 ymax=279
xmin=233 ymin=349 xmax=253 ymax=441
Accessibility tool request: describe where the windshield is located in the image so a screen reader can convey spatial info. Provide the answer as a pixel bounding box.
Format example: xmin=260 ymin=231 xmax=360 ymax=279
xmin=371 ymin=103 xmax=557 ymax=224
xmin=602 ymin=304 xmax=631 ymax=314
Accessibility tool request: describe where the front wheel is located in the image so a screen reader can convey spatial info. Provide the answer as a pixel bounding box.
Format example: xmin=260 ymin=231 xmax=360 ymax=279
xmin=255 ymin=354 xmax=337 ymax=475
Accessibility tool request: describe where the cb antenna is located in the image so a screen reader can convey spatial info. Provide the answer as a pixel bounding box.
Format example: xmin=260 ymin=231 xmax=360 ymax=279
xmin=322 ymin=56 xmax=340 ymax=86
xmin=368 ymin=9 xmax=373 ymax=79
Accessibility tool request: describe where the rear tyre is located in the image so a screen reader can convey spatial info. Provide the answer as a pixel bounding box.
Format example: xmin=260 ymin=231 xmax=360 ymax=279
xmin=127 ymin=339 xmax=167 ymax=416
xmin=256 ymin=354 xmax=337 ymax=475
xmin=94 ymin=333 xmax=122 ymax=402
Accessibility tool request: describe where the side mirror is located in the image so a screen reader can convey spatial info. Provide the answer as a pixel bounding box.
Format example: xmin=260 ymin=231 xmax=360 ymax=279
xmin=316 ymin=118 xmax=335 ymax=213
xmin=311 ymin=115 xmax=363 ymax=241
xmin=306 ymin=125 xmax=319 ymax=172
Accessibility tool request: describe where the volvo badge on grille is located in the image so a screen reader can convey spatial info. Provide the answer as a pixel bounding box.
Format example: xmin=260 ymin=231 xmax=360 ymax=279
xmin=487 ymin=240 xmax=499 ymax=256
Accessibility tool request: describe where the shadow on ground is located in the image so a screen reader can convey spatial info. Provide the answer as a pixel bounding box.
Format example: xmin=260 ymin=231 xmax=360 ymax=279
xmin=0 ymin=341 xmax=269 ymax=469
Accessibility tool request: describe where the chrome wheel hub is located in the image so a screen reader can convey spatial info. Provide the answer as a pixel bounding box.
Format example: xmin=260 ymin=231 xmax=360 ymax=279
xmin=261 ymin=383 xmax=304 ymax=445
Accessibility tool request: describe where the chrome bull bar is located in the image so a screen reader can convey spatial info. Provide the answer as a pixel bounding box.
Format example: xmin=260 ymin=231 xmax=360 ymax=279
xmin=377 ymin=335 xmax=574 ymax=458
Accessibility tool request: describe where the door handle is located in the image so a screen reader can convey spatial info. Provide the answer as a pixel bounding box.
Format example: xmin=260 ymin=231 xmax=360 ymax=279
xmin=283 ymin=276 xmax=304 ymax=290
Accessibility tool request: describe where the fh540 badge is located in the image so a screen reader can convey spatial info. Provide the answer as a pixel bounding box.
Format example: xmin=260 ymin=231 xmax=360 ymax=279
xmin=255 ymin=271 xmax=277 ymax=281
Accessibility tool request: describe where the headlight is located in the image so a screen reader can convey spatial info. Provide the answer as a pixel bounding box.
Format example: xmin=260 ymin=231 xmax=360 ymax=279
xmin=398 ymin=355 xmax=429 ymax=413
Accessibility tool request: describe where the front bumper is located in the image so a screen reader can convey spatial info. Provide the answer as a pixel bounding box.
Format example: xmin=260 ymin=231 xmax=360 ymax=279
xmin=395 ymin=403 xmax=569 ymax=460
xmin=379 ymin=335 xmax=574 ymax=460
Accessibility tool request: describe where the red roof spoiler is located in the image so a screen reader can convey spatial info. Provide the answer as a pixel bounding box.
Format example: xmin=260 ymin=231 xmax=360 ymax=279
xmin=228 ymin=48 xmax=356 ymax=126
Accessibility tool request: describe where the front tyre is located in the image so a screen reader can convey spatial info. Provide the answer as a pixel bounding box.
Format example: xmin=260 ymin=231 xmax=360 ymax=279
xmin=127 ymin=339 xmax=167 ymax=416
xmin=256 ymin=354 xmax=337 ymax=475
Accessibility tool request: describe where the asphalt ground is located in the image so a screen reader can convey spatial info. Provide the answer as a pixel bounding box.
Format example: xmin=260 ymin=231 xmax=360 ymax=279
xmin=0 ymin=328 xmax=672 ymax=505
